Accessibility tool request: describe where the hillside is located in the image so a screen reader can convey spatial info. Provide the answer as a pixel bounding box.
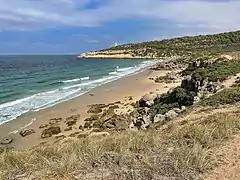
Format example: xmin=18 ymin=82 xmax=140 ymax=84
xmin=78 ymin=30 xmax=240 ymax=59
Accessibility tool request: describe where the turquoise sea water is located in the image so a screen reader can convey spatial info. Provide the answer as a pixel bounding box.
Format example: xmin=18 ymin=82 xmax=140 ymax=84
xmin=0 ymin=55 xmax=159 ymax=124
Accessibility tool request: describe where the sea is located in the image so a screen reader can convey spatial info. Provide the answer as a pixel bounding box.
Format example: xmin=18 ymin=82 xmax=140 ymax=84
xmin=0 ymin=55 xmax=159 ymax=125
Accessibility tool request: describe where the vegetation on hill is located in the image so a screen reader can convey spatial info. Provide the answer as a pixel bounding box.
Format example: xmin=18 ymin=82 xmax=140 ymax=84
xmin=101 ymin=31 xmax=240 ymax=58
xmin=183 ymin=59 xmax=240 ymax=82
xmin=200 ymin=87 xmax=240 ymax=107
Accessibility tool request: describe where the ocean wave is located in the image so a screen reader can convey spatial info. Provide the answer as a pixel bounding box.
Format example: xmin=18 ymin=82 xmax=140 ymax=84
xmin=117 ymin=67 xmax=133 ymax=72
xmin=109 ymin=71 xmax=118 ymax=75
xmin=62 ymin=76 xmax=90 ymax=83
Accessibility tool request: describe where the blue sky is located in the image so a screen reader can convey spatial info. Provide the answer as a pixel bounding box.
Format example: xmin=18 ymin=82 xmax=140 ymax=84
xmin=0 ymin=0 xmax=239 ymax=54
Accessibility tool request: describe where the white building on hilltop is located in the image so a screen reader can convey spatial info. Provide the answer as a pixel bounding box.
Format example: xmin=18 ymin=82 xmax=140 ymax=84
xmin=114 ymin=42 xmax=118 ymax=47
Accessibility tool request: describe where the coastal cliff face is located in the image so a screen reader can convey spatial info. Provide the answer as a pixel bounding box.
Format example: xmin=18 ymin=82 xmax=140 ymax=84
xmin=78 ymin=49 xmax=158 ymax=59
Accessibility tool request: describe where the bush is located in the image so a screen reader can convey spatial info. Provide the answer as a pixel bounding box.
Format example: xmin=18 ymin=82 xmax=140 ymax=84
xmin=150 ymin=87 xmax=196 ymax=116
xmin=183 ymin=60 xmax=240 ymax=82
xmin=200 ymin=87 xmax=240 ymax=107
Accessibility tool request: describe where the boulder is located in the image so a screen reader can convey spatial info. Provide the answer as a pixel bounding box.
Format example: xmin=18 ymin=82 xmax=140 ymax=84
xmin=0 ymin=138 xmax=13 ymax=145
xmin=79 ymin=125 xmax=84 ymax=131
xmin=153 ymin=114 xmax=166 ymax=124
xmin=84 ymin=121 xmax=93 ymax=129
xmin=64 ymin=126 xmax=73 ymax=131
xmin=19 ymin=129 xmax=35 ymax=137
xmin=165 ymin=110 xmax=178 ymax=120
xmin=39 ymin=124 xmax=48 ymax=129
xmin=41 ymin=126 xmax=61 ymax=139
xmin=49 ymin=118 xmax=62 ymax=125
xmin=172 ymin=108 xmax=182 ymax=114
xmin=66 ymin=120 xmax=77 ymax=127
xmin=181 ymin=106 xmax=186 ymax=111
xmin=87 ymin=104 xmax=108 ymax=114
xmin=66 ymin=114 xmax=80 ymax=121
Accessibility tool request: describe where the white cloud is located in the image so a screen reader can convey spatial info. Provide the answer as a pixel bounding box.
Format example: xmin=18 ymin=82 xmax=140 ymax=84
xmin=0 ymin=0 xmax=239 ymax=35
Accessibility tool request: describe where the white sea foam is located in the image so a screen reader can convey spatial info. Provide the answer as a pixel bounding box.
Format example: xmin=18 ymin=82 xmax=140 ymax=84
xmin=0 ymin=59 xmax=160 ymax=124
xmin=109 ymin=71 xmax=118 ymax=75
xmin=62 ymin=76 xmax=90 ymax=83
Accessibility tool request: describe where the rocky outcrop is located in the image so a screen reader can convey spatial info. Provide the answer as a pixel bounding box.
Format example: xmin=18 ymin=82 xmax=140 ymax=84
xmin=19 ymin=129 xmax=35 ymax=137
xmin=0 ymin=138 xmax=13 ymax=145
xmin=41 ymin=127 xmax=61 ymax=139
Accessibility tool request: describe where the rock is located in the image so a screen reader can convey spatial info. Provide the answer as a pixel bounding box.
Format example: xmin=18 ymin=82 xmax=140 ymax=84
xmin=165 ymin=110 xmax=178 ymax=120
xmin=139 ymin=93 xmax=157 ymax=107
xmin=172 ymin=108 xmax=182 ymax=114
xmin=87 ymin=104 xmax=108 ymax=114
xmin=55 ymin=135 xmax=66 ymax=139
xmin=64 ymin=126 xmax=73 ymax=131
xmin=66 ymin=120 xmax=77 ymax=127
xmin=194 ymin=96 xmax=201 ymax=103
xmin=153 ymin=114 xmax=166 ymax=124
xmin=69 ymin=132 xmax=80 ymax=137
xmin=84 ymin=121 xmax=93 ymax=129
xmin=66 ymin=114 xmax=80 ymax=121
xmin=41 ymin=126 xmax=61 ymax=139
xmin=105 ymin=123 xmax=115 ymax=129
xmin=79 ymin=125 xmax=84 ymax=131
xmin=129 ymin=122 xmax=138 ymax=131
xmin=19 ymin=129 xmax=35 ymax=137
xmin=139 ymin=97 xmax=149 ymax=108
xmin=39 ymin=124 xmax=48 ymax=129
xmin=101 ymin=108 xmax=116 ymax=123
xmin=181 ymin=106 xmax=186 ymax=111
xmin=0 ymin=138 xmax=13 ymax=145
xmin=49 ymin=118 xmax=62 ymax=125
xmin=109 ymin=105 xmax=119 ymax=110
xmin=89 ymin=132 xmax=110 ymax=137
xmin=84 ymin=115 xmax=99 ymax=122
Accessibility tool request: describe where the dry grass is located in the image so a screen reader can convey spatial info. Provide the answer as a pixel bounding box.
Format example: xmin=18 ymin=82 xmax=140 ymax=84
xmin=1 ymin=113 xmax=240 ymax=180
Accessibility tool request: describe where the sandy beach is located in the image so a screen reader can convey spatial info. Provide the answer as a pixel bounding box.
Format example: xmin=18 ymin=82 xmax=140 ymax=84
xmin=0 ymin=67 xmax=180 ymax=150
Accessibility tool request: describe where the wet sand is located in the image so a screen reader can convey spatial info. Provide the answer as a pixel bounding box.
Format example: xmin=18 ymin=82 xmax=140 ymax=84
xmin=0 ymin=68 xmax=180 ymax=150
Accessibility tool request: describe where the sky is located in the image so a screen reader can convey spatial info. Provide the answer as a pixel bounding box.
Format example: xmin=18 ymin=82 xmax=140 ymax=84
xmin=0 ymin=0 xmax=240 ymax=54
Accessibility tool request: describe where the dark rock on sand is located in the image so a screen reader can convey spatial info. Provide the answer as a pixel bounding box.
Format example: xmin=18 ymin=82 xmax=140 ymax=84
xmin=109 ymin=105 xmax=119 ymax=109
xmin=79 ymin=125 xmax=84 ymax=131
xmin=19 ymin=129 xmax=35 ymax=137
xmin=49 ymin=118 xmax=62 ymax=125
xmin=64 ymin=126 xmax=73 ymax=131
xmin=41 ymin=126 xmax=61 ymax=139
xmin=66 ymin=114 xmax=80 ymax=121
xmin=84 ymin=121 xmax=93 ymax=129
xmin=84 ymin=114 xmax=99 ymax=122
xmin=87 ymin=104 xmax=104 ymax=114
xmin=0 ymin=138 xmax=13 ymax=145
xmin=66 ymin=120 xmax=77 ymax=127
xmin=39 ymin=124 xmax=48 ymax=129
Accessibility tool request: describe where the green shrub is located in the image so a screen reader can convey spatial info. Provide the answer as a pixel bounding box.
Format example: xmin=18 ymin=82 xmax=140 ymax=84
xmin=200 ymin=87 xmax=240 ymax=107
xmin=183 ymin=60 xmax=240 ymax=82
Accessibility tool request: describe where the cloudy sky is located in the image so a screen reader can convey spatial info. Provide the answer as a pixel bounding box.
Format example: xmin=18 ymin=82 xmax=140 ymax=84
xmin=0 ymin=0 xmax=239 ymax=54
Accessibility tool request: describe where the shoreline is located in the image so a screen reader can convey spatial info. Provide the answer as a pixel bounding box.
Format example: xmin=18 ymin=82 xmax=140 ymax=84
xmin=0 ymin=64 xmax=180 ymax=150
xmin=0 ymin=60 xmax=158 ymax=126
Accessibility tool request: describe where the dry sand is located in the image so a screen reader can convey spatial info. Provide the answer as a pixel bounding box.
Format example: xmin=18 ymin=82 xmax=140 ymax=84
xmin=0 ymin=68 xmax=180 ymax=150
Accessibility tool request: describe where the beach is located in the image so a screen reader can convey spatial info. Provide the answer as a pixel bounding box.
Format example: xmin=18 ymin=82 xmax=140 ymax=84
xmin=0 ymin=66 xmax=180 ymax=150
